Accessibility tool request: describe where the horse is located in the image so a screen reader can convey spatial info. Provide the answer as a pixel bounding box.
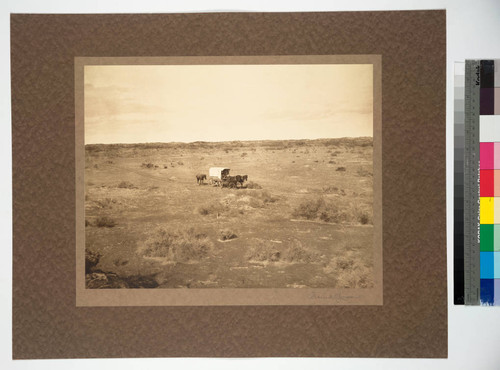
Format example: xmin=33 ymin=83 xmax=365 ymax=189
xmin=235 ymin=175 xmax=248 ymax=187
xmin=221 ymin=176 xmax=238 ymax=188
xmin=196 ymin=174 xmax=207 ymax=185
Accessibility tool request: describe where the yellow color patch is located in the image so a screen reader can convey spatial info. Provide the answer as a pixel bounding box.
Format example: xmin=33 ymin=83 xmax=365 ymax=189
xmin=481 ymin=197 xmax=495 ymax=224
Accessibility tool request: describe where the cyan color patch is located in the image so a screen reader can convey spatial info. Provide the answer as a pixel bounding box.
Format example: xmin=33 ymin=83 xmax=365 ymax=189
xmin=495 ymin=253 xmax=500 ymax=279
xmin=480 ymin=252 xmax=494 ymax=279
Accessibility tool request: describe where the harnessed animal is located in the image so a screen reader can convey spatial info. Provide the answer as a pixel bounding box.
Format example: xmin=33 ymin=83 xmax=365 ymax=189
xmin=196 ymin=174 xmax=207 ymax=185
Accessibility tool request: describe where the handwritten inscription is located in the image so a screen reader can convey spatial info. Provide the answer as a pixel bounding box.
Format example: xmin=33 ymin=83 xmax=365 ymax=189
xmin=309 ymin=291 xmax=359 ymax=302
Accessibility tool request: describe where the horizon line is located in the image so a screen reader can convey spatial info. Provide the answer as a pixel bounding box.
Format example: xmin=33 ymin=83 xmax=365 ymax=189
xmin=85 ymin=136 xmax=373 ymax=146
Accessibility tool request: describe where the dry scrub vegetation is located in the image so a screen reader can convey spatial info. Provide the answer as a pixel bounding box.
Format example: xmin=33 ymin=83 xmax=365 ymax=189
xmin=246 ymin=239 xmax=320 ymax=264
xmin=138 ymin=228 xmax=213 ymax=262
xmin=84 ymin=138 xmax=375 ymax=289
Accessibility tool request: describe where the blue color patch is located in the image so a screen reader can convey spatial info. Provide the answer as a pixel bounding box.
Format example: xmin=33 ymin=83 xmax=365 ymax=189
xmin=481 ymin=279 xmax=495 ymax=306
xmin=480 ymin=252 xmax=494 ymax=279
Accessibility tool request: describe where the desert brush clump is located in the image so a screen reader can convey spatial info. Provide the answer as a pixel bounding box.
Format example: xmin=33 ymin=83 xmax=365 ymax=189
xmin=247 ymin=190 xmax=278 ymax=208
xmin=325 ymin=252 xmax=373 ymax=288
xmin=117 ymin=181 xmax=137 ymax=189
xmin=197 ymin=200 xmax=227 ymax=216
xmin=85 ymin=249 xmax=102 ymax=273
xmin=292 ymin=197 xmax=372 ymax=225
xmin=96 ymin=197 xmax=116 ymax=209
xmin=94 ymin=216 xmax=117 ymax=228
xmin=356 ymin=168 xmax=373 ymax=177
xmin=138 ymin=227 xmax=213 ymax=262
xmin=246 ymin=239 xmax=319 ymax=263
xmin=220 ymin=229 xmax=238 ymax=241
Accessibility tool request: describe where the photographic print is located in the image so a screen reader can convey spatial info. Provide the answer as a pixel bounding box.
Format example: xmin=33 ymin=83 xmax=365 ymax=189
xmin=76 ymin=56 xmax=382 ymax=306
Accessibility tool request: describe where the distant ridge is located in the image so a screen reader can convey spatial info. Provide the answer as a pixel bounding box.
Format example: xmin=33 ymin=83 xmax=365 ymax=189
xmin=85 ymin=137 xmax=373 ymax=149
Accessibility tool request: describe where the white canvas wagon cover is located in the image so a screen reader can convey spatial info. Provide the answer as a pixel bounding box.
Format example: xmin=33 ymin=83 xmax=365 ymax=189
xmin=209 ymin=167 xmax=230 ymax=179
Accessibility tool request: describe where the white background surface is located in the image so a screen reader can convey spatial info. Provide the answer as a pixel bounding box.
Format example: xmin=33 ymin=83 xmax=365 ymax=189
xmin=1 ymin=1 xmax=500 ymax=369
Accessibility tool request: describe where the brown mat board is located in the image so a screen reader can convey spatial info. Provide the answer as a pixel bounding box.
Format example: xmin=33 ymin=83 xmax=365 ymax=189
xmin=12 ymin=11 xmax=447 ymax=358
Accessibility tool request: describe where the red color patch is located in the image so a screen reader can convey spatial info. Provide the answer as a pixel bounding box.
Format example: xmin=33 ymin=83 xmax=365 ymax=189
xmin=481 ymin=170 xmax=495 ymax=197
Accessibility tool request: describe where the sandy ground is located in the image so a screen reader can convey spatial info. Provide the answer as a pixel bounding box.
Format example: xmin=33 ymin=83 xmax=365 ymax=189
xmin=84 ymin=138 xmax=374 ymax=289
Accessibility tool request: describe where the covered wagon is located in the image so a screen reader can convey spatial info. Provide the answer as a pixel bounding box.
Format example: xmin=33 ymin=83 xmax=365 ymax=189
xmin=208 ymin=167 xmax=230 ymax=186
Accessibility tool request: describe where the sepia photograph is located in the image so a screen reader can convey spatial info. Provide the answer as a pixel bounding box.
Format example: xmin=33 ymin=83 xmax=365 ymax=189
xmin=76 ymin=56 xmax=382 ymax=305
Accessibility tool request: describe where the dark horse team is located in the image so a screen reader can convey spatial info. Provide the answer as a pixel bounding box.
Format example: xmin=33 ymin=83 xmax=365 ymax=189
xmin=196 ymin=173 xmax=247 ymax=188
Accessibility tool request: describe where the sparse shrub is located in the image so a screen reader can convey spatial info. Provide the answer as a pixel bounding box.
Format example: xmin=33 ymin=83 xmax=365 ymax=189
xmin=85 ymin=249 xmax=101 ymax=273
xmin=246 ymin=239 xmax=319 ymax=263
xmin=138 ymin=227 xmax=213 ymax=262
xmin=354 ymin=206 xmax=373 ymax=225
xmin=149 ymin=186 xmax=159 ymax=191
xmin=95 ymin=216 xmax=116 ymax=228
xmin=247 ymin=190 xmax=278 ymax=208
xmin=96 ymin=198 xmax=116 ymax=209
xmin=117 ymin=181 xmax=136 ymax=189
xmin=357 ymin=168 xmax=373 ymax=177
xmin=336 ymin=167 xmax=346 ymax=172
xmin=335 ymin=255 xmax=355 ymax=270
xmin=241 ymin=152 xmax=248 ymax=157
xmin=86 ymin=271 xmax=158 ymax=289
xmin=322 ymin=185 xmax=339 ymax=193
xmin=220 ymin=229 xmax=237 ymax=241
xmin=246 ymin=181 xmax=262 ymax=189
xmin=293 ymin=197 xmax=372 ymax=225
xmin=141 ymin=162 xmax=155 ymax=169
xmin=292 ymin=197 xmax=325 ymax=220
xmin=177 ymin=161 xmax=184 ymax=166
xmin=328 ymin=160 xmax=336 ymax=164
xmin=246 ymin=241 xmax=281 ymax=262
xmin=327 ymin=253 xmax=373 ymax=288
xmin=283 ymin=239 xmax=319 ymax=263
xmin=164 ymin=165 xmax=168 ymax=169
xmin=197 ymin=201 xmax=227 ymax=216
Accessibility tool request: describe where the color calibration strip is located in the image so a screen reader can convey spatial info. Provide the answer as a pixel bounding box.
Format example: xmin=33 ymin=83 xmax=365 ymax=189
xmin=454 ymin=62 xmax=465 ymax=305
xmin=478 ymin=60 xmax=500 ymax=305
xmin=461 ymin=60 xmax=500 ymax=305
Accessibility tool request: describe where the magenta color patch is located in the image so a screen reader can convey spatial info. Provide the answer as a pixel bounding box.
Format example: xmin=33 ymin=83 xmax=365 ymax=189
xmin=481 ymin=142 xmax=495 ymax=169
xmin=495 ymin=143 xmax=500 ymax=169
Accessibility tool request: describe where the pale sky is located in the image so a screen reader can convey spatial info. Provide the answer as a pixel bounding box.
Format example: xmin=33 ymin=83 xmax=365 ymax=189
xmin=84 ymin=64 xmax=373 ymax=144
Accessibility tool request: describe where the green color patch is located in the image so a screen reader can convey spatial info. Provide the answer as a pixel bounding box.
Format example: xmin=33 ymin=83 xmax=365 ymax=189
xmin=481 ymin=224 xmax=494 ymax=251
